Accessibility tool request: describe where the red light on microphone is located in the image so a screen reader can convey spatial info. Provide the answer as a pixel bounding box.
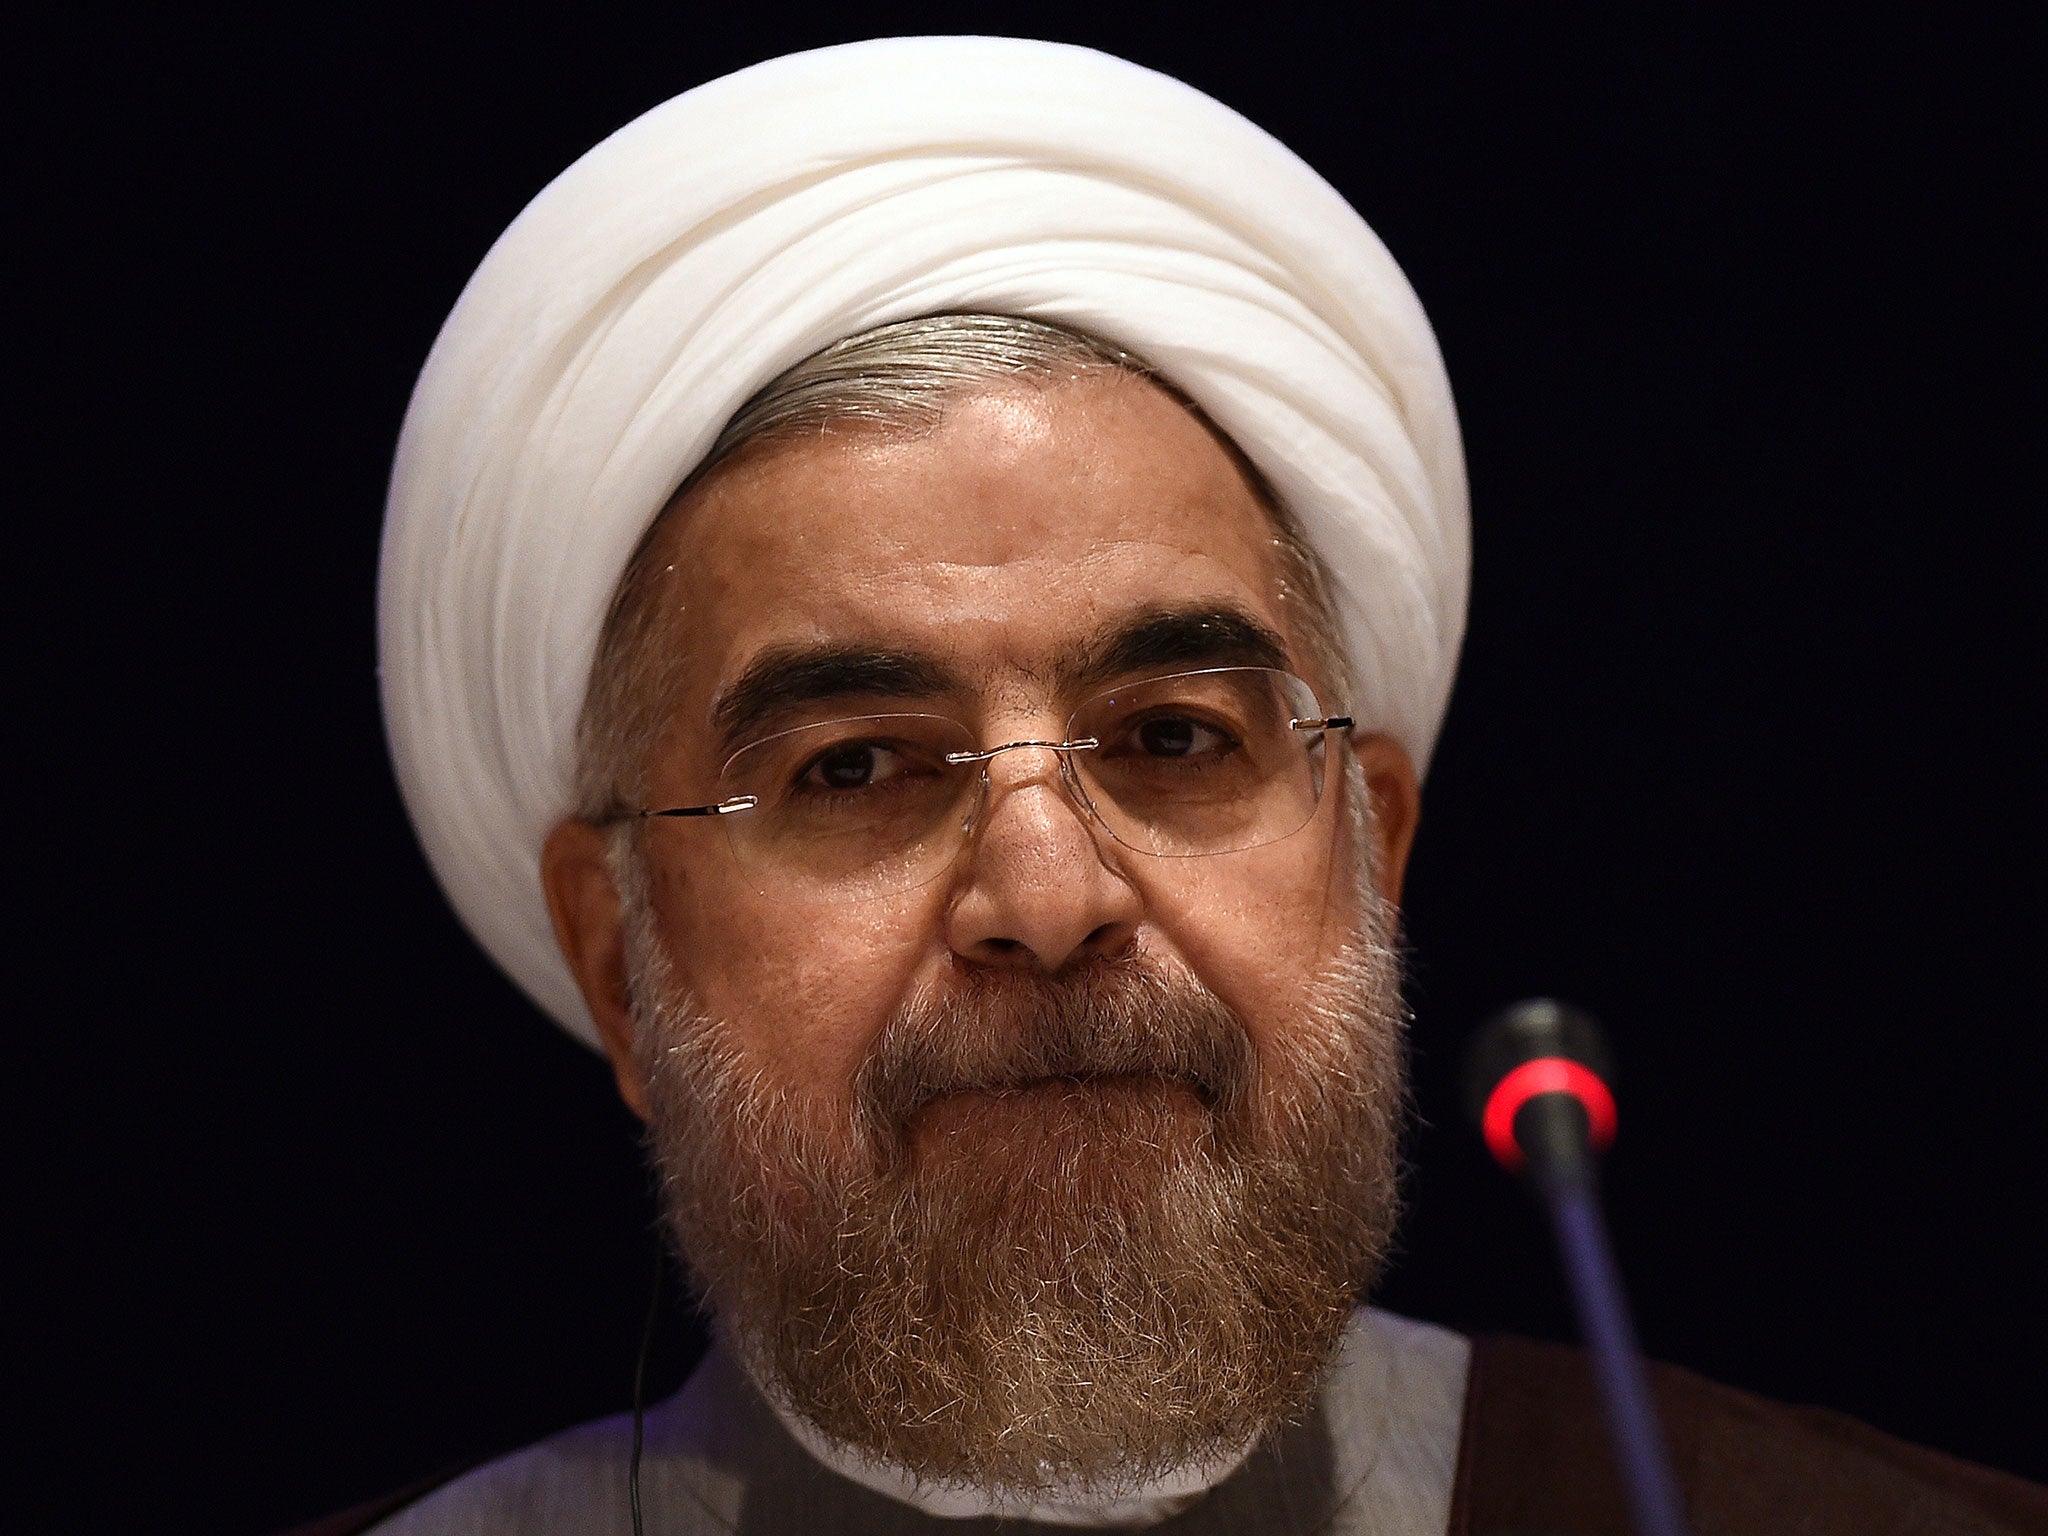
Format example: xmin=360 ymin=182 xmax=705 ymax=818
xmin=1481 ymin=1056 xmax=1618 ymax=1172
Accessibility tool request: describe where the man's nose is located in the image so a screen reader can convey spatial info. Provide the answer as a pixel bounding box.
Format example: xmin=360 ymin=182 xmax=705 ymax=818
xmin=942 ymin=749 xmax=1142 ymax=971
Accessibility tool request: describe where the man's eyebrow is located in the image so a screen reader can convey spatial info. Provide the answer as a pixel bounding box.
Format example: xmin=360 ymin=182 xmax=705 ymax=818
xmin=1062 ymin=604 xmax=1293 ymax=691
xmin=711 ymin=644 xmax=962 ymax=752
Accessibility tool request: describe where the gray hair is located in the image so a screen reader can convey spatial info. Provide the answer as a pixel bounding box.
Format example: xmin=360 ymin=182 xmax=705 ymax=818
xmin=575 ymin=313 xmax=1352 ymax=822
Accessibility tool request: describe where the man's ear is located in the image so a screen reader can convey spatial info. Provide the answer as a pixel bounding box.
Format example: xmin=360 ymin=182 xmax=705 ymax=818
xmin=1349 ymin=733 xmax=1421 ymax=908
xmin=540 ymin=819 xmax=651 ymax=1121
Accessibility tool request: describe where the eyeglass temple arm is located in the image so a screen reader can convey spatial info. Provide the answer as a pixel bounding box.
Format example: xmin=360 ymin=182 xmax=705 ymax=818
xmin=1292 ymin=715 xmax=1354 ymax=733
xmin=639 ymin=795 xmax=761 ymax=819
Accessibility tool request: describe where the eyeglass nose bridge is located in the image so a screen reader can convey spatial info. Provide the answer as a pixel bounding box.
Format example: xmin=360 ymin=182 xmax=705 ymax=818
xmin=942 ymin=735 xmax=1101 ymax=767
xmin=944 ymin=735 xmax=1106 ymax=847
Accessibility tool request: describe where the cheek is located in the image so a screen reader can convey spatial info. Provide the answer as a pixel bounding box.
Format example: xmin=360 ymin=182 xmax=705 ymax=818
xmin=1136 ymin=801 xmax=1360 ymax=1057
xmin=645 ymin=847 xmax=935 ymax=1100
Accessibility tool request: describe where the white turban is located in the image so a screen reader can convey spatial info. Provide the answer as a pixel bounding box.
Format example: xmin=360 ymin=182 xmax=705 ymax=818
xmin=380 ymin=36 xmax=1469 ymax=1048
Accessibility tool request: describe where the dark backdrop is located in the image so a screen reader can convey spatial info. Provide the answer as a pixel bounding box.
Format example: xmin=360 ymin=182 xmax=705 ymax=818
xmin=21 ymin=7 xmax=2043 ymax=1533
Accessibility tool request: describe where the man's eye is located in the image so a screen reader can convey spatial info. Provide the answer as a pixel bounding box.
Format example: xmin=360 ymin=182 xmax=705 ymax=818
xmin=1133 ymin=715 xmax=1233 ymax=759
xmin=801 ymin=741 xmax=907 ymax=790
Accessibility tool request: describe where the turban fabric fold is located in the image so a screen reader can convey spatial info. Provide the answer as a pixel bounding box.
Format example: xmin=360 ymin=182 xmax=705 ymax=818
xmin=379 ymin=36 xmax=1469 ymax=1047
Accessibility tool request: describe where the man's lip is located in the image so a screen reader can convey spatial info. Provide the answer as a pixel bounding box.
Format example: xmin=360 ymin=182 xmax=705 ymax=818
xmin=919 ymin=1071 xmax=1211 ymax=1107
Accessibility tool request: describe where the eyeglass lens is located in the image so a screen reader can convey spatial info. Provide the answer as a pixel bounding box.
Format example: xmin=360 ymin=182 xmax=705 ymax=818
xmin=713 ymin=667 xmax=1332 ymax=897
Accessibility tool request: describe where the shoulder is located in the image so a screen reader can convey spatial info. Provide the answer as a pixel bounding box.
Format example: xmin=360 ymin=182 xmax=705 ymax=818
xmin=280 ymin=1349 xmax=766 ymax=1536
xmin=274 ymin=1412 xmax=648 ymax=1536
xmin=358 ymin=1410 xmax=653 ymax=1536
xmin=1451 ymin=1333 xmax=2048 ymax=1536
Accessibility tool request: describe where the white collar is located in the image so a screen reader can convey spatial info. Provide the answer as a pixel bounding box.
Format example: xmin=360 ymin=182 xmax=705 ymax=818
xmin=763 ymin=1392 xmax=1256 ymax=1527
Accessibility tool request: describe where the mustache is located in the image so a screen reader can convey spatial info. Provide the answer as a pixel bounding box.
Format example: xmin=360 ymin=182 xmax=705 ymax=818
xmin=852 ymin=955 xmax=1258 ymax=1133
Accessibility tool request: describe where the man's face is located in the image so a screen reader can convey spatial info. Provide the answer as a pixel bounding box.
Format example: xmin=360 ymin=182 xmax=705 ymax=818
xmin=547 ymin=371 xmax=1419 ymax=1492
xmin=634 ymin=374 xmax=1384 ymax=1123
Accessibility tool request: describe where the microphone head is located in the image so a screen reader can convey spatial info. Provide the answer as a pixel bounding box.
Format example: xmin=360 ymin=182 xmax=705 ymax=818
xmin=1462 ymin=998 xmax=1619 ymax=1174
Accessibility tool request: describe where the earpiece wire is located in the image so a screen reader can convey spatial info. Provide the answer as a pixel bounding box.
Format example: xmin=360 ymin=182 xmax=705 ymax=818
xmin=630 ymin=1240 xmax=665 ymax=1536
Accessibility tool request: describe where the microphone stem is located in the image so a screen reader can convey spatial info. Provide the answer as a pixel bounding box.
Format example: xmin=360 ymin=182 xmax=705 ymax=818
xmin=1539 ymin=1173 xmax=1693 ymax=1536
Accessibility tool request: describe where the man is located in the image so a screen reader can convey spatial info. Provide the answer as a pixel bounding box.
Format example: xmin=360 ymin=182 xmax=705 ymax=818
xmin=330 ymin=36 xmax=2043 ymax=1536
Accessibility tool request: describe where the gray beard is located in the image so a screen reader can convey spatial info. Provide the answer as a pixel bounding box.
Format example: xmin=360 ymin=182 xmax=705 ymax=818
xmin=623 ymin=836 xmax=1408 ymax=1500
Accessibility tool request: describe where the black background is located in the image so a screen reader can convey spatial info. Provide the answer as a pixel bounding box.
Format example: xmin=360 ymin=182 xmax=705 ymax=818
xmin=21 ymin=7 xmax=2044 ymax=1533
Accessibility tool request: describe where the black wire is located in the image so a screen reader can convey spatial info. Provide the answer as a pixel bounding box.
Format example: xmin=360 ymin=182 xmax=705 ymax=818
xmin=630 ymin=1240 xmax=665 ymax=1536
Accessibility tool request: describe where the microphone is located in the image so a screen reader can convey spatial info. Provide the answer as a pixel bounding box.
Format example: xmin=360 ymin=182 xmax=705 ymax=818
xmin=1463 ymin=999 xmax=1692 ymax=1536
xmin=1464 ymin=996 xmax=1618 ymax=1181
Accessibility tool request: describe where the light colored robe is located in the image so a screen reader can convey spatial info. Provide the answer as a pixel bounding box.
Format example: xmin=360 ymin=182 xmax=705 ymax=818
xmin=368 ymin=1309 xmax=1470 ymax=1535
